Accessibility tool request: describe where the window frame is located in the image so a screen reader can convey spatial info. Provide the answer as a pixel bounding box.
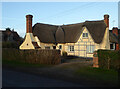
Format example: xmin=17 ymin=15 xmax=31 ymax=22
xmin=82 ymin=33 xmax=88 ymax=38
xmin=110 ymin=43 xmax=115 ymax=50
xmin=86 ymin=45 xmax=95 ymax=53
xmin=69 ymin=46 xmax=74 ymax=52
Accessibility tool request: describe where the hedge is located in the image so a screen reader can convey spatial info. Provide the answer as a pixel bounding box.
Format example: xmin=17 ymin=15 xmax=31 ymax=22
xmin=97 ymin=50 xmax=120 ymax=70
xmin=2 ymin=48 xmax=61 ymax=65
xmin=2 ymin=42 xmax=21 ymax=49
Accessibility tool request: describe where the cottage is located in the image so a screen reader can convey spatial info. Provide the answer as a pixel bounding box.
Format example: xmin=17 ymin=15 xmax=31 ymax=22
xmin=20 ymin=14 xmax=119 ymax=57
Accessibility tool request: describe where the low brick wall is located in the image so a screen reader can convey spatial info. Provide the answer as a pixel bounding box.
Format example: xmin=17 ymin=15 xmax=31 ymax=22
xmin=2 ymin=48 xmax=61 ymax=65
xmin=93 ymin=52 xmax=99 ymax=68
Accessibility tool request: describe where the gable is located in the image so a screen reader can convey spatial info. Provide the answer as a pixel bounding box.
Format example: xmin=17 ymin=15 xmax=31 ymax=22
xmin=78 ymin=27 xmax=94 ymax=42
xmin=84 ymin=20 xmax=106 ymax=43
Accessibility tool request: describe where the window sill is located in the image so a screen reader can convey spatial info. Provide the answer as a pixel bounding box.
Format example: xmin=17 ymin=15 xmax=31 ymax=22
xmin=68 ymin=51 xmax=75 ymax=53
xmin=82 ymin=37 xmax=88 ymax=39
xmin=110 ymin=49 xmax=115 ymax=50
xmin=87 ymin=53 xmax=93 ymax=54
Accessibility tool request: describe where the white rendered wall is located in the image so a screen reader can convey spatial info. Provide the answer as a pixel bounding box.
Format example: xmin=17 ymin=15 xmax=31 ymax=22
xmin=19 ymin=33 xmax=36 ymax=49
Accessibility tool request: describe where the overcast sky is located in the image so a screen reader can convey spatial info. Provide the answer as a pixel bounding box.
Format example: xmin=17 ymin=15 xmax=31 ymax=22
xmin=1 ymin=1 xmax=119 ymax=37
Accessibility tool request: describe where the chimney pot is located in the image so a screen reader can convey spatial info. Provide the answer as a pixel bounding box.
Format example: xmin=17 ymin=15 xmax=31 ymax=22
xmin=26 ymin=15 xmax=33 ymax=18
xmin=104 ymin=14 xmax=109 ymax=19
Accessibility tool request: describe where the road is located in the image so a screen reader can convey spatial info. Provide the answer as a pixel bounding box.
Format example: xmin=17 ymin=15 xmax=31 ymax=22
xmin=2 ymin=69 xmax=83 ymax=87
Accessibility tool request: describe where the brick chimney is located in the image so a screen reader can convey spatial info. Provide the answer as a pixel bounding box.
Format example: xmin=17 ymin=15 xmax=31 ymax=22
xmin=112 ymin=27 xmax=119 ymax=50
xmin=112 ymin=27 xmax=118 ymax=36
xmin=104 ymin=14 xmax=109 ymax=28
xmin=26 ymin=15 xmax=33 ymax=33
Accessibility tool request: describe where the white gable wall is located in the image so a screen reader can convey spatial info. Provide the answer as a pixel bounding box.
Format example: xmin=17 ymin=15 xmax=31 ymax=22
xmin=19 ymin=33 xmax=35 ymax=49
xmin=99 ymin=27 xmax=110 ymax=49
xmin=35 ymin=36 xmax=41 ymax=47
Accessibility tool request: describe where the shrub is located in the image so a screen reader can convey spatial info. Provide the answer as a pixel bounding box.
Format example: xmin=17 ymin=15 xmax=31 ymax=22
xmin=2 ymin=48 xmax=61 ymax=65
xmin=97 ymin=50 xmax=120 ymax=70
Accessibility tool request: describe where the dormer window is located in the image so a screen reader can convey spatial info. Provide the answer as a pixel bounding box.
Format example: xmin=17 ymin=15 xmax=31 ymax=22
xmin=83 ymin=33 xmax=88 ymax=38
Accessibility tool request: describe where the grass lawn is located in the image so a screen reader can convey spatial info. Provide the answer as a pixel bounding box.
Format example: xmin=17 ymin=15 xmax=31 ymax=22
xmin=74 ymin=66 xmax=118 ymax=85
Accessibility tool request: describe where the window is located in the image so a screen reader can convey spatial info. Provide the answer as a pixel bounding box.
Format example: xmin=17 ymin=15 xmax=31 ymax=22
xmin=87 ymin=45 xmax=94 ymax=53
xmin=110 ymin=44 xmax=113 ymax=49
xmin=83 ymin=33 xmax=88 ymax=38
xmin=110 ymin=43 xmax=115 ymax=50
xmin=59 ymin=45 xmax=62 ymax=50
xmin=69 ymin=46 xmax=74 ymax=52
xmin=45 ymin=46 xmax=50 ymax=49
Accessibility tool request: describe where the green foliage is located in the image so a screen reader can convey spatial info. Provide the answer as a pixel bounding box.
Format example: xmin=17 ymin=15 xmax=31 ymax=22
xmin=2 ymin=48 xmax=61 ymax=65
xmin=97 ymin=50 xmax=120 ymax=70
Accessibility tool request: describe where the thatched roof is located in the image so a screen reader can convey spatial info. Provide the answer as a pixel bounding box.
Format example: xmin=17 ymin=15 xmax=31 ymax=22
xmin=61 ymin=23 xmax=83 ymax=43
xmin=32 ymin=23 xmax=58 ymax=43
xmin=84 ymin=20 xmax=106 ymax=43
xmin=32 ymin=20 xmax=107 ymax=44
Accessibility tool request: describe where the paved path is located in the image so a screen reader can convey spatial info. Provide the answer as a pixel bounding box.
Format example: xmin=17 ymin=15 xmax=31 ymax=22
xmin=3 ymin=69 xmax=83 ymax=87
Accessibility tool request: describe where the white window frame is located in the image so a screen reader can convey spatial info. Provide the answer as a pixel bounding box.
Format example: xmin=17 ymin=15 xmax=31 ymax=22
xmin=87 ymin=45 xmax=94 ymax=53
xmin=69 ymin=46 xmax=74 ymax=52
xmin=110 ymin=43 xmax=115 ymax=50
xmin=82 ymin=33 xmax=88 ymax=38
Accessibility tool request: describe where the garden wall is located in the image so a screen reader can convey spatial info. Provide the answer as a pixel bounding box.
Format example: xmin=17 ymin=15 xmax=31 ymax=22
xmin=2 ymin=48 xmax=61 ymax=65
